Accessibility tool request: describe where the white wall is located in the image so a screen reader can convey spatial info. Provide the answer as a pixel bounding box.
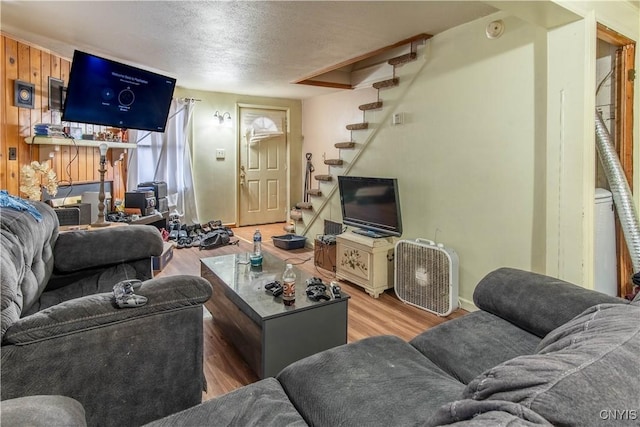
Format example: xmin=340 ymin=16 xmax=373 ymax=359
xmin=174 ymin=87 xmax=302 ymax=226
xmin=302 ymin=12 xmax=550 ymax=309
xmin=546 ymin=17 xmax=595 ymax=287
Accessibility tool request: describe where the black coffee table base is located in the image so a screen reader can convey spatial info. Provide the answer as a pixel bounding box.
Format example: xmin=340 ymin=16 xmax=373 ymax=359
xmin=201 ymin=253 xmax=349 ymax=378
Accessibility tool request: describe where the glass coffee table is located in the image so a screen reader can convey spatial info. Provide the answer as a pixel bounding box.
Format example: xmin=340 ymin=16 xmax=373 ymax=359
xmin=201 ymin=250 xmax=349 ymax=378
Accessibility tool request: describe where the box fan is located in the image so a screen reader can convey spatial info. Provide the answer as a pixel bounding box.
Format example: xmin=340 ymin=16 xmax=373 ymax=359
xmin=394 ymin=239 xmax=459 ymax=316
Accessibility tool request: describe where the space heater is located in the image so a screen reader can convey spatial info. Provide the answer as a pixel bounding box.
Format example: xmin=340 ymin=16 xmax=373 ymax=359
xmin=394 ymin=239 xmax=459 ymax=316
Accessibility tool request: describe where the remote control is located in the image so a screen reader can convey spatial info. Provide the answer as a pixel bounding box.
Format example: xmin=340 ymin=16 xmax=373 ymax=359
xmin=330 ymin=282 xmax=342 ymax=299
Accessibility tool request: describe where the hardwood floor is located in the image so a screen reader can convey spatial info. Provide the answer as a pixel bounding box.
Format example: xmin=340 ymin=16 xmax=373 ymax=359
xmin=156 ymin=222 xmax=467 ymax=401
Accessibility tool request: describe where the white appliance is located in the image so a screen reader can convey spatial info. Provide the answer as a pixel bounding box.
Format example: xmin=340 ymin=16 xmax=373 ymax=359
xmin=594 ymin=188 xmax=617 ymax=296
xmin=394 ymin=239 xmax=459 ymax=316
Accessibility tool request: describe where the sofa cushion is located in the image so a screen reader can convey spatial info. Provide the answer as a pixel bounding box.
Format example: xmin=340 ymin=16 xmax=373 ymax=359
xmin=0 ymin=395 xmax=87 ymax=427
xmin=277 ymin=335 xmax=465 ymax=426
xmin=463 ymin=303 xmax=640 ymax=426
xmin=53 ymin=225 xmax=163 ymax=272
xmin=474 ymin=267 xmax=624 ymax=338
xmin=142 ymin=378 xmax=307 ymax=427
xmin=411 ymin=310 xmax=540 ymax=384
xmin=1 ymin=201 xmax=58 ymax=338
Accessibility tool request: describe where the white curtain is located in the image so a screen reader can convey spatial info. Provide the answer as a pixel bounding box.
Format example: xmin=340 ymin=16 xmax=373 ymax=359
xmin=127 ymin=98 xmax=199 ymax=224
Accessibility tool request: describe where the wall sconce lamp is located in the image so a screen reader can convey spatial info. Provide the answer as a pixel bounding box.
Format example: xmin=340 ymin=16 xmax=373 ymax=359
xmin=214 ymin=111 xmax=232 ymax=126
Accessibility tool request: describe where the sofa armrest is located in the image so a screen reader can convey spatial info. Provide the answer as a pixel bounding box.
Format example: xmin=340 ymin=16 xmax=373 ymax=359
xmin=1 ymin=275 xmax=212 ymax=427
xmin=0 ymin=395 xmax=87 ymax=427
xmin=473 ymin=267 xmax=625 ymax=337
xmin=3 ymin=275 xmax=211 ymax=345
xmin=53 ymin=225 xmax=163 ymax=273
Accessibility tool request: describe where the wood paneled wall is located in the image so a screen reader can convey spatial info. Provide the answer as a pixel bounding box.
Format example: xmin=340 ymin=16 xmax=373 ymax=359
xmin=1 ymin=34 xmax=127 ymax=203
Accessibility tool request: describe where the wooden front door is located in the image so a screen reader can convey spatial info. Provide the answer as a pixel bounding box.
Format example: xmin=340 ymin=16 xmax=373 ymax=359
xmin=238 ymin=107 xmax=287 ymax=226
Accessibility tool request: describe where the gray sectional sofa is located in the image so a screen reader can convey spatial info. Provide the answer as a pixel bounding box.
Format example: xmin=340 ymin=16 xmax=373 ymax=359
xmin=2 ymin=196 xmax=638 ymax=426
xmin=145 ymin=267 xmax=640 ymax=427
xmin=0 ymin=198 xmax=213 ymax=427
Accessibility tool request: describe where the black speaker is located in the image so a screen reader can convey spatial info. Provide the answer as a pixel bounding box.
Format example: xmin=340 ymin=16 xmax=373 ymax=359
xmin=138 ymin=181 xmax=167 ymax=199
xmin=54 ymin=207 xmax=80 ymax=226
xmin=125 ymin=191 xmax=156 ymax=216
xmin=14 ymin=80 xmax=35 ymax=109
xmin=65 ymin=203 xmax=92 ymax=225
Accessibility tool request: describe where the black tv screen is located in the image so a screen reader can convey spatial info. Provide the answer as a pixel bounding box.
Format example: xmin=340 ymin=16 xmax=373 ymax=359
xmin=338 ymin=176 xmax=402 ymax=238
xmin=62 ymin=50 xmax=176 ymax=132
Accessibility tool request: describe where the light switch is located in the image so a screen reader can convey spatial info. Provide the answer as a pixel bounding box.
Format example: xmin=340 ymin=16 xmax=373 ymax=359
xmin=215 ymin=149 xmax=225 ymax=159
xmin=392 ymin=113 xmax=404 ymax=125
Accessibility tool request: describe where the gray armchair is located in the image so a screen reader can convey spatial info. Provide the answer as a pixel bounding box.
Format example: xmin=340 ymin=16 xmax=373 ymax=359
xmin=1 ymin=199 xmax=212 ymax=427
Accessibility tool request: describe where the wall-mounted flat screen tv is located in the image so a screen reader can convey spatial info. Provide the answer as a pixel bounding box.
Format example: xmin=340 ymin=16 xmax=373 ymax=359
xmin=338 ymin=175 xmax=402 ymax=238
xmin=62 ymin=50 xmax=176 ymax=132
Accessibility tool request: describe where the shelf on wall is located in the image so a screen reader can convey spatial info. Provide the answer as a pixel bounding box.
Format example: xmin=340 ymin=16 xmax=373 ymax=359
xmin=24 ymin=136 xmax=136 ymax=149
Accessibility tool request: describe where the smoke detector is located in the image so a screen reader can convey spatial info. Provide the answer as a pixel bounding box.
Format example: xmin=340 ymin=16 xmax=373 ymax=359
xmin=486 ymin=20 xmax=505 ymax=39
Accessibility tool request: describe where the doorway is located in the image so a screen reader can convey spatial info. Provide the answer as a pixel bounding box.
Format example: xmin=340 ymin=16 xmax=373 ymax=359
xmin=596 ymin=24 xmax=636 ymax=297
xmin=238 ymin=107 xmax=288 ymax=226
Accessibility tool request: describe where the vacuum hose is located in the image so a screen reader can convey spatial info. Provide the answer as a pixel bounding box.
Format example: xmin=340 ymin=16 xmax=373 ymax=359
xmin=594 ymin=111 xmax=640 ymax=273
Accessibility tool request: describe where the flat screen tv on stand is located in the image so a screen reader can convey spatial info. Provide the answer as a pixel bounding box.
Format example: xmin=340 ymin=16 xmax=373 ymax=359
xmin=337 ymin=176 xmax=402 ymax=238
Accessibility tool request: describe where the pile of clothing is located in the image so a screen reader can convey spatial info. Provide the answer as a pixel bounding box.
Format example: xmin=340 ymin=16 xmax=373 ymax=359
xmin=167 ymin=219 xmax=237 ymax=249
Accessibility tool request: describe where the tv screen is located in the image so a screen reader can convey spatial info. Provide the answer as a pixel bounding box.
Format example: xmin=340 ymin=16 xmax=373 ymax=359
xmin=338 ymin=176 xmax=402 ymax=238
xmin=62 ymin=50 xmax=176 ymax=132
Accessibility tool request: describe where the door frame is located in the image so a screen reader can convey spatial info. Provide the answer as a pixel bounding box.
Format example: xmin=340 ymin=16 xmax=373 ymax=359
xmin=236 ymin=103 xmax=291 ymax=227
xmin=596 ymin=23 xmax=636 ymax=297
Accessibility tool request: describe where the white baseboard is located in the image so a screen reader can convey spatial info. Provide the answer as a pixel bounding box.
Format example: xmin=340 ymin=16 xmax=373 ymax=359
xmin=458 ymin=297 xmax=478 ymax=312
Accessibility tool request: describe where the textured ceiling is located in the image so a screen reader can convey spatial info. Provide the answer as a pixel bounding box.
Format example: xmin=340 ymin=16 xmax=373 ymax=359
xmin=1 ymin=1 xmax=497 ymax=99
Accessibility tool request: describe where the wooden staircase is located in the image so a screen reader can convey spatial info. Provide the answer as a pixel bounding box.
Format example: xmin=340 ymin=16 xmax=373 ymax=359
xmin=292 ymin=38 xmax=427 ymax=235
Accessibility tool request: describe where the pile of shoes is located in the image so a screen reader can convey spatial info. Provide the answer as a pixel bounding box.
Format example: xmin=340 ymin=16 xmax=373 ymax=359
xmin=199 ymin=220 xmax=237 ymax=250
xmin=166 ymin=219 xmax=236 ymax=250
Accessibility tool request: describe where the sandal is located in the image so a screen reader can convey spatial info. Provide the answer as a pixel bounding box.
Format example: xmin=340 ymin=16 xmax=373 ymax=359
xmin=208 ymin=220 xmax=222 ymax=230
xmin=177 ymin=236 xmax=191 ymax=249
xmin=188 ymin=235 xmax=201 ymax=248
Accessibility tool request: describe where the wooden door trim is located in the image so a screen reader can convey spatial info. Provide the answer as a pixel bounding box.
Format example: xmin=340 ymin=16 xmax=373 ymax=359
xmin=597 ymin=23 xmax=635 ymax=297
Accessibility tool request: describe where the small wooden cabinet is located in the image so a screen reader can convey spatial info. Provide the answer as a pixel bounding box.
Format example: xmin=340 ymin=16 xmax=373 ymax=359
xmin=336 ymin=231 xmax=397 ymax=298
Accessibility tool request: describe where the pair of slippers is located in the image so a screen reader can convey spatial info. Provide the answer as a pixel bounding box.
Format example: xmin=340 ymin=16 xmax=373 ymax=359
xmin=167 ymin=222 xmax=184 ymax=241
xmin=177 ymin=235 xmax=200 ymax=249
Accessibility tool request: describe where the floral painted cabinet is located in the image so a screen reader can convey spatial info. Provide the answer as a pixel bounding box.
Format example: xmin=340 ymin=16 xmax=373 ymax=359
xmin=335 ymin=231 xmax=397 ymax=298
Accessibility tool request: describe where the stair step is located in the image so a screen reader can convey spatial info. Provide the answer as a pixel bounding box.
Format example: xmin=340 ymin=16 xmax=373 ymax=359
xmin=358 ymin=101 xmax=383 ymax=111
xmin=373 ymin=78 xmax=399 ymax=89
xmin=290 ymin=209 xmax=303 ymax=221
xmin=283 ymin=223 xmax=296 ymax=233
xmin=324 ymin=159 xmax=344 ymax=166
xmin=346 ymin=123 xmax=368 ymax=131
xmin=388 ymin=52 xmax=417 ymax=66
xmin=307 ymin=188 xmax=322 ymax=196
xmin=296 ymin=202 xmax=313 ymax=210
xmin=335 ymin=142 xmax=355 ymax=149
xmin=314 ymin=174 xmax=333 ymax=182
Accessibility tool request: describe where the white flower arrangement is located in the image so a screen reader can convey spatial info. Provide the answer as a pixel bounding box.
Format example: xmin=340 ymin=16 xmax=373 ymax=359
xmin=19 ymin=161 xmax=58 ymax=201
